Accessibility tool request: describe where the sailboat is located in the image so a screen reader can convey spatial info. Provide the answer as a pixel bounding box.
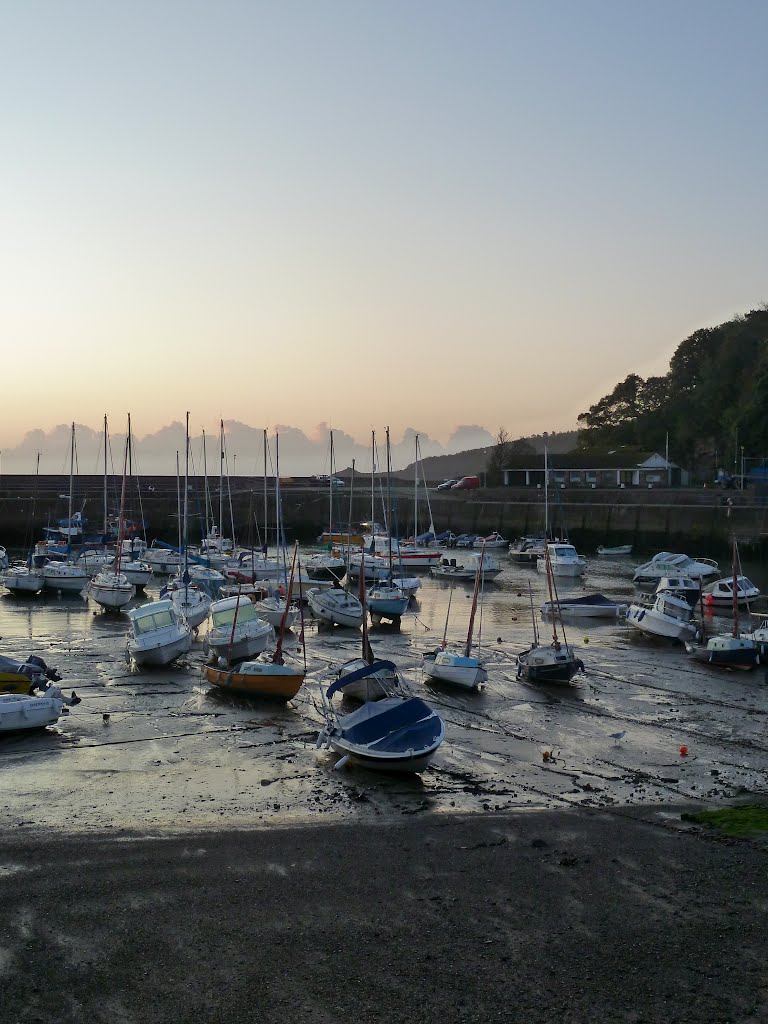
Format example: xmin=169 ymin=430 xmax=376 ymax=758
xmin=317 ymin=681 xmax=445 ymax=773
xmin=42 ymin=424 xmax=91 ymax=594
xmin=517 ymin=548 xmax=586 ymax=683
xmin=328 ymin=554 xmax=402 ymax=701
xmin=89 ymin=424 xmax=135 ymax=611
xmin=367 ymin=429 xmax=409 ymax=624
xmin=119 ymin=414 xmax=152 ymax=589
xmin=423 ymin=542 xmax=489 ymax=689
xmin=685 ymin=540 xmax=760 ymax=670
xmin=204 ymin=543 xmax=306 ymax=698
xmin=253 ymin=433 xmax=300 ymax=630
xmin=167 ymin=413 xmax=212 ymax=630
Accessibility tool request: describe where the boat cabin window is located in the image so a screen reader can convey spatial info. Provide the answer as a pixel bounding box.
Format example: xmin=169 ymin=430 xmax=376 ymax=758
xmin=744 ymin=578 xmax=756 ymax=591
xmin=555 ymin=547 xmax=574 ymax=557
xmin=720 ymin=581 xmax=733 ymax=591
xmin=660 ymin=599 xmax=687 ymax=620
xmin=212 ymin=603 xmax=257 ymax=627
xmin=133 ymin=609 xmax=175 ymax=634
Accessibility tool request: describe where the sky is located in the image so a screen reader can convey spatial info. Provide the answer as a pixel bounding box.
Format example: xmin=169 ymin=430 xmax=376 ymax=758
xmin=1 ymin=0 xmax=766 ymax=455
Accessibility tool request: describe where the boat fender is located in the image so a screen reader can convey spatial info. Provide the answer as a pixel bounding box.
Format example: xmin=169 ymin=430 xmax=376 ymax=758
xmin=315 ymin=730 xmax=327 ymax=749
xmin=334 ymin=755 xmax=350 ymax=771
xmin=575 ymin=659 xmax=585 ymax=674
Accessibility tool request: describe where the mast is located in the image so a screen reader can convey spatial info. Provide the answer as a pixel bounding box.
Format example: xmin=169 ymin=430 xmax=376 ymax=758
xmin=115 ymin=421 xmax=129 ymax=576
xmin=441 ymin=587 xmax=453 ymax=650
xmin=260 ymin=429 xmax=267 ymax=555
xmin=370 ymin=430 xmax=376 ymax=529
xmin=176 ymin=450 xmax=182 ymax=553
xmin=732 ymin=537 xmax=738 ymax=639
xmin=544 ymin=443 xmax=549 ymax=539
xmin=328 ymin=429 xmax=334 ymax=541
xmin=219 ymin=418 xmax=224 ymax=545
xmin=103 ymin=413 xmax=108 ymax=537
xmin=202 ymin=429 xmax=210 ymax=540
xmin=184 ymin=412 xmax=190 ymax=597
xmin=465 ymin=540 xmax=486 ymax=657
xmin=67 ymin=422 xmax=75 ymax=560
xmin=413 ymin=433 xmax=419 ymax=541
xmin=386 ymin=428 xmax=394 ymax=578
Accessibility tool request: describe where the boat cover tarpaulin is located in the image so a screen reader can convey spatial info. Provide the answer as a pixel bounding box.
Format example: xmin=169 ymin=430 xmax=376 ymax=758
xmin=326 ymin=660 xmax=397 ymax=698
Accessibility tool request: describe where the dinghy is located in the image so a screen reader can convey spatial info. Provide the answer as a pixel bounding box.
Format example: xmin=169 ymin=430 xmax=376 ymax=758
xmin=596 ymin=544 xmax=633 ymax=556
xmin=317 ymin=696 xmax=445 ymax=773
xmin=540 ymin=594 xmax=628 ymax=619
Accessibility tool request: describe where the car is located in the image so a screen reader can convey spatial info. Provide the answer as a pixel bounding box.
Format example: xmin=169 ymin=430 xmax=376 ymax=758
xmin=436 ymin=479 xmax=459 ymax=490
xmin=451 ymin=476 xmax=481 ymax=490
xmin=312 ymin=475 xmax=345 ymax=488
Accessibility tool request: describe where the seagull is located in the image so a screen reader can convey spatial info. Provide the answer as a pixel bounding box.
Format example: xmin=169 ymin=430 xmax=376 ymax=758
xmin=609 ymin=730 xmax=626 ymax=746
xmin=102 ymin=713 xmax=111 ymax=725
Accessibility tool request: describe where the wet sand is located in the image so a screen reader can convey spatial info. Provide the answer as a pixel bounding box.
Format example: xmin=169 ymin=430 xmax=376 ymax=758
xmin=1 ymin=807 xmax=766 ymax=1023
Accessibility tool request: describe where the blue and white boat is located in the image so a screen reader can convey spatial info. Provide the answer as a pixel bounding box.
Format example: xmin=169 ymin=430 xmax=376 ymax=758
xmin=366 ymin=583 xmax=409 ymax=623
xmin=317 ymin=696 xmax=445 ymax=773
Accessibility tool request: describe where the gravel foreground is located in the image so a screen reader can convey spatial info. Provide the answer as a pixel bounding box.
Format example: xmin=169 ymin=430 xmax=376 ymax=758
xmin=0 ymin=807 xmax=766 ymax=1024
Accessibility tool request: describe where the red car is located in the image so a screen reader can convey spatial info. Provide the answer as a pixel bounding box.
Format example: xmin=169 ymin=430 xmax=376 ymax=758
xmin=451 ymin=476 xmax=481 ymax=490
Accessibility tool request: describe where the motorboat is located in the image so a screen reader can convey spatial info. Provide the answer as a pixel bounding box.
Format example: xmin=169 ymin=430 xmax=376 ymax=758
xmin=126 ymin=599 xmax=193 ymax=667
xmin=743 ymin=616 xmax=768 ymax=658
xmin=365 ymin=536 xmax=442 ymax=569
xmin=205 ymin=596 xmax=275 ymax=664
xmin=540 ymin=594 xmax=628 ymax=619
xmin=702 ymin=575 xmax=760 ymax=608
xmin=654 ymin=576 xmax=700 ymax=609
xmin=596 ymin=544 xmax=633 ymax=556
xmin=329 ymin=658 xmax=401 ymax=702
xmin=204 ymin=659 xmax=304 ymax=699
xmin=452 ymin=533 xmax=479 ymax=549
xmin=431 ymin=552 xmax=502 ymax=582
xmin=632 ymin=552 xmax=720 ymax=587
xmin=0 ymin=654 xmax=63 ymax=694
xmin=508 ymin=535 xmax=545 ymax=563
xmin=0 ymin=689 xmax=77 ymax=733
xmin=42 ymin=561 xmax=90 ymax=594
xmin=307 ymin=588 xmax=364 ymax=628
xmin=477 ymin=532 xmax=509 ymax=550
xmin=1 ymin=563 xmax=45 ymax=595
xmin=317 ymin=696 xmax=445 ymax=773
xmin=89 ymin=570 xmax=135 ymax=611
xmin=536 ymin=543 xmax=586 ymax=578
xmin=625 ymin=592 xmax=698 ymax=642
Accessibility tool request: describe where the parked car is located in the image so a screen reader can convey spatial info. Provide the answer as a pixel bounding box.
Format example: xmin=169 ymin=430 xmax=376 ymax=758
xmin=436 ymin=479 xmax=458 ymax=491
xmin=312 ymin=475 xmax=345 ymax=488
xmin=451 ymin=476 xmax=481 ymax=490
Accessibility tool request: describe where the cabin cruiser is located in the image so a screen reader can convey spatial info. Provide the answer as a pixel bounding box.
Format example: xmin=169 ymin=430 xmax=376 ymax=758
xmin=654 ymin=575 xmax=700 ymax=609
xmin=536 ymin=543 xmax=586 ymax=578
xmin=633 ymin=552 xmax=719 ymax=587
xmin=626 ymin=592 xmax=699 ymax=642
xmin=205 ymin=596 xmax=275 ymax=664
xmin=126 ymin=599 xmax=193 ymax=667
xmin=431 ymin=552 xmax=502 ymax=582
xmin=702 ymin=575 xmax=761 ymax=608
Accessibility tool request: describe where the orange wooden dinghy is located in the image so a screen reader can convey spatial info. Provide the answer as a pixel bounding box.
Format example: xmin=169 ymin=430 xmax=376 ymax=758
xmin=203 ymin=661 xmax=304 ymax=700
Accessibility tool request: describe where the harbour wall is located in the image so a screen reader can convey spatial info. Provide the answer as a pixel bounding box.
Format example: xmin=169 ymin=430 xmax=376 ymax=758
xmin=0 ymin=476 xmax=765 ymax=558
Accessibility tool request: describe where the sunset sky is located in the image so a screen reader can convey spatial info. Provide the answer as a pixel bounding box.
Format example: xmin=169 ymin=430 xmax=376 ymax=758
xmin=1 ymin=0 xmax=766 ymax=451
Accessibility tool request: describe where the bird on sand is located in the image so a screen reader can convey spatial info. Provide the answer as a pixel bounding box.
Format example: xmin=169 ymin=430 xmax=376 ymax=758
xmin=102 ymin=713 xmax=111 ymax=725
xmin=609 ymin=730 xmax=626 ymax=746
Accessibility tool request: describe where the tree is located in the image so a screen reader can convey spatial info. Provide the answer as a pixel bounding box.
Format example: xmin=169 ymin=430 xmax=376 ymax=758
xmin=485 ymin=427 xmax=511 ymax=486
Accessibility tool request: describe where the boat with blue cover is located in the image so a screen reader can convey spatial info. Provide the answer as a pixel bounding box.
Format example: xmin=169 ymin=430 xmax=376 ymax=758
xmin=317 ymin=695 xmax=445 ymax=773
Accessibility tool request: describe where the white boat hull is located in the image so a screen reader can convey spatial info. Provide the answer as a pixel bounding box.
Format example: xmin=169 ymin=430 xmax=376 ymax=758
xmin=42 ymin=566 xmax=90 ymax=593
xmin=128 ymin=631 xmax=193 ymax=667
xmin=0 ymin=693 xmax=65 ymax=732
xmin=2 ymin=569 xmax=44 ymax=594
xmin=308 ymin=590 xmax=364 ymax=628
xmin=423 ymin=652 xmax=487 ymax=689
xmin=626 ymin=604 xmax=697 ymax=642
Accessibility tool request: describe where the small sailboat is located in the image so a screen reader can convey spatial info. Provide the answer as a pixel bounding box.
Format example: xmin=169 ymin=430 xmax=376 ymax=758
xmin=1 ymin=454 xmax=45 ymax=595
xmin=366 ymin=429 xmax=409 ymax=624
xmin=331 ymin=566 xmax=402 ymax=702
xmin=205 ymin=544 xmax=306 ymax=699
xmin=423 ymin=542 xmax=489 ymax=690
xmin=317 ymin=694 xmax=445 ymax=774
xmin=89 ymin=424 xmax=135 ymax=612
xmin=518 ymin=552 xmax=585 ymax=684
xmin=686 ymin=540 xmax=760 ymax=670
xmin=308 ymin=468 xmax=364 ymax=627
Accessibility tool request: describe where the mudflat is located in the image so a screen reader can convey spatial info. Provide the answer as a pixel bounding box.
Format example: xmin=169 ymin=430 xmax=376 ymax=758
xmin=1 ymin=807 xmax=765 ymax=1024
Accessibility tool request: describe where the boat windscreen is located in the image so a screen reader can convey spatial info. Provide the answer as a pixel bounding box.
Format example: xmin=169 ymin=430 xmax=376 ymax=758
xmin=134 ymin=609 xmax=175 ymax=634
xmin=213 ymin=604 xmax=257 ymax=627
